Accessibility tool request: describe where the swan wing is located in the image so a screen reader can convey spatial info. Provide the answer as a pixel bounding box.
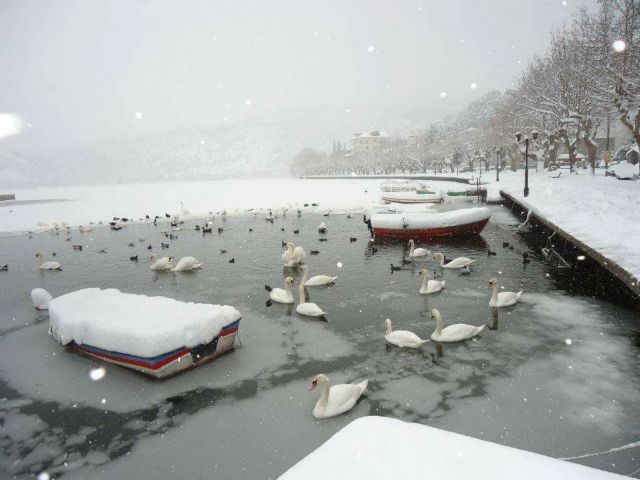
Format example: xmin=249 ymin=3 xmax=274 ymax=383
xmin=270 ymin=288 xmax=294 ymax=304
xmin=446 ymin=257 xmax=474 ymax=268
xmin=305 ymin=275 xmax=337 ymax=286
xmin=296 ymin=303 xmax=325 ymax=317
xmin=386 ymin=330 xmax=428 ymax=347
xmin=433 ymin=323 xmax=484 ymax=342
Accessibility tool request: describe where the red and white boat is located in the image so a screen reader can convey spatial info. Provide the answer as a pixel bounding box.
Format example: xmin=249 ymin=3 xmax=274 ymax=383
xmin=370 ymin=206 xmax=491 ymax=239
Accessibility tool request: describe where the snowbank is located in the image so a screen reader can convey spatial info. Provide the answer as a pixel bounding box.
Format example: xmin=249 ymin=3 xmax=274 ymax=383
xmin=49 ymin=288 xmax=241 ymax=357
xmin=491 ymin=170 xmax=640 ymax=281
xmin=279 ymin=416 xmax=627 ymax=480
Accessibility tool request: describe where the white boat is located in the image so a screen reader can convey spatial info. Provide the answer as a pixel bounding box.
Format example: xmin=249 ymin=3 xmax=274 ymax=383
xmin=381 ymin=190 xmax=444 ymax=204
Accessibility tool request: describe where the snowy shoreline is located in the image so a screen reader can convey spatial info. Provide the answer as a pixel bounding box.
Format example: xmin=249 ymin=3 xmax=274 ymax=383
xmin=2 ymin=173 xmax=638 ymax=291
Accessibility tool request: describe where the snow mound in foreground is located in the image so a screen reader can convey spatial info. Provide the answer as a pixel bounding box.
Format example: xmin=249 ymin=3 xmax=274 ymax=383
xmin=278 ymin=416 xmax=626 ymax=480
xmin=49 ymin=288 xmax=241 ymax=358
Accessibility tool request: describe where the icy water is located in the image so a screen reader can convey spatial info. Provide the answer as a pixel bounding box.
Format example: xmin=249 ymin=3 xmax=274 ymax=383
xmin=1 ymin=207 xmax=639 ymax=479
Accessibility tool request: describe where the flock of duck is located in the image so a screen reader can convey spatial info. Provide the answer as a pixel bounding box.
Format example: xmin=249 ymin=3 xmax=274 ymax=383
xmin=264 ymin=223 xmax=523 ymax=419
xmin=24 ymin=205 xmax=525 ymax=421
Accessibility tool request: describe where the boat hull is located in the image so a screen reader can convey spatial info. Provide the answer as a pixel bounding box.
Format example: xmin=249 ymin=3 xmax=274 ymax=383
xmin=70 ymin=319 xmax=240 ymax=379
xmin=373 ymin=218 xmax=489 ymax=239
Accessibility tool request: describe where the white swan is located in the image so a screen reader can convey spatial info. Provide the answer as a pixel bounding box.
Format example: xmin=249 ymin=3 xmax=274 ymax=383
xmin=384 ymin=319 xmax=429 ymax=348
xmin=301 ymin=265 xmax=337 ymax=286
xmin=488 ymin=278 xmax=523 ymax=307
xmin=31 ymin=288 xmax=53 ymax=310
xmin=172 ymin=256 xmax=203 ymax=272
xmin=408 ymin=239 xmax=430 ymax=258
xmin=418 ymin=269 xmax=445 ymax=294
xmin=78 ymin=225 xmax=93 ymax=233
xmin=282 ymin=242 xmax=294 ymax=264
xmin=292 ymin=245 xmax=306 ymax=264
xmin=265 ymin=277 xmax=295 ymax=304
xmin=295 ymin=283 xmax=326 ymax=317
xmin=309 ymin=374 xmax=368 ymax=419
xmin=433 ymin=252 xmax=476 ymax=269
xmin=430 ymin=308 xmax=485 ymax=343
xmin=35 ymin=253 xmax=62 ymax=271
xmin=150 ymin=254 xmax=174 ymax=271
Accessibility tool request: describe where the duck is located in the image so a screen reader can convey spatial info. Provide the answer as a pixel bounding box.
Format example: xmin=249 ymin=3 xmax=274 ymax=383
xmin=308 ymin=374 xmax=368 ymax=419
xmin=0 ymin=264 xmax=7 ymax=271
xmin=318 ymin=222 xmax=327 ymax=234
xmin=150 ymin=254 xmax=174 ymax=270
xmin=265 ymin=277 xmax=295 ymax=304
xmin=31 ymin=288 xmax=53 ymax=310
xmin=408 ymin=239 xmax=430 ymax=258
xmin=430 ymin=308 xmax=485 ymax=343
xmin=384 ymin=319 xmax=429 ymax=348
xmin=295 ymin=283 xmax=326 ymax=318
xmin=35 ymin=253 xmax=62 ymax=271
xmin=418 ymin=269 xmax=445 ymax=294
xmin=487 ymin=278 xmax=523 ymax=307
xmin=432 ymin=252 xmax=476 ymax=269
xmin=301 ymin=264 xmax=337 ymax=286
xmin=172 ymin=256 xmax=203 ymax=272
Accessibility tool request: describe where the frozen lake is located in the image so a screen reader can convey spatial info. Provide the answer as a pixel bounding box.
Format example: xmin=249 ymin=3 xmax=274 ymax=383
xmin=1 ymin=206 xmax=639 ymax=479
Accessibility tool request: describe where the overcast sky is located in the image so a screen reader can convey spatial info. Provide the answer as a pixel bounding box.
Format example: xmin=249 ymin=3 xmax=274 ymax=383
xmin=0 ymin=0 xmax=598 ymax=149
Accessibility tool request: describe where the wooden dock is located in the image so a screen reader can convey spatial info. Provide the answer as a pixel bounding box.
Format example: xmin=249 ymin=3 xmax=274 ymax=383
xmin=0 ymin=194 xmax=16 ymax=201
xmin=501 ymin=190 xmax=640 ymax=302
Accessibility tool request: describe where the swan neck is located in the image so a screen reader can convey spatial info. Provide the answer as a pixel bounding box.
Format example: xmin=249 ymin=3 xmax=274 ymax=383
xmin=284 ymin=280 xmax=291 ymax=292
xmin=301 ymin=268 xmax=309 ymax=283
xmin=421 ymin=275 xmax=429 ymax=288
xmin=298 ymin=284 xmax=306 ymax=304
xmin=491 ymin=284 xmax=499 ymax=301
xmin=385 ymin=322 xmax=392 ymax=335
xmin=409 ymin=243 xmax=415 ymax=256
xmin=434 ymin=313 xmax=444 ymax=334
xmin=319 ymin=381 xmax=330 ymax=406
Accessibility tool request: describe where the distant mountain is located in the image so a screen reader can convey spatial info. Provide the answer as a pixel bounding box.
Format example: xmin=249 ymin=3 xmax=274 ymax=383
xmin=0 ymin=104 xmax=456 ymax=188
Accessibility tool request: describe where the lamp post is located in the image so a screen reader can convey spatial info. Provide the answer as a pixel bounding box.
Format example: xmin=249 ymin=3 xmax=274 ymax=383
xmin=495 ymin=147 xmax=500 ymax=182
xmin=516 ymin=131 xmax=538 ymax=197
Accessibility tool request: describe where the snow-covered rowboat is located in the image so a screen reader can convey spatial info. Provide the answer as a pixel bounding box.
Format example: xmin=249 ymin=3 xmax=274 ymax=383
xmin=381 ymin=190 xmax=443 ymax=204
xmin=49 ymin=288 xmax=241 ymax=379
xmin=371 ymin=206 xmax=491 ymax=239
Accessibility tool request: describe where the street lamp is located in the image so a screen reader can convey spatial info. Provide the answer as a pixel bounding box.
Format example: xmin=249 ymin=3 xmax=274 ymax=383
xmin=515 ymin=131 xmax=538 ymax=197
xmin=494 ymin=146 xmax=501 ymax=182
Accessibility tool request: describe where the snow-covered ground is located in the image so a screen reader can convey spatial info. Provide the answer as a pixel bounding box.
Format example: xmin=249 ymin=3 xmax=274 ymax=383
xmin=487 ymin=169 xmax=640 ymax=281
xmin=278 ymin=416 xmax=628 ymax=479
xmin=0 ymin=178 xmax=472 ymax=234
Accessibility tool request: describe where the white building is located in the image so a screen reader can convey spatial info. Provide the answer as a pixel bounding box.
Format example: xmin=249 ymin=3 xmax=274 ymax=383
xmin=351 ymin=130 xmax=392 ymax=153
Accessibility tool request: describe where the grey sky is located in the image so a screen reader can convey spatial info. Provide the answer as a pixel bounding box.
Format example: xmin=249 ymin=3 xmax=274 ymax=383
xmin=0 ymin=0 xmax=597 ymax=149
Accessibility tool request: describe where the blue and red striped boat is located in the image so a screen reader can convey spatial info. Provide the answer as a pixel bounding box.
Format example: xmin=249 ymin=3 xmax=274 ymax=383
xmin=71 ymin=319 xmax=240 ymax=378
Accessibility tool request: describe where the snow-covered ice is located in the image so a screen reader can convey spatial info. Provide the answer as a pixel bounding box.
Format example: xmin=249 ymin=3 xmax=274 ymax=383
xmin=49 ymin=288 xmax=241 ymax=357
xmin=278 ymin=416 xmax=628 ymax=479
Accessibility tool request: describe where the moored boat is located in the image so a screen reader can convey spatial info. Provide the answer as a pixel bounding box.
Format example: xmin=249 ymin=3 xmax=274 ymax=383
xmin=48 ymin=288 xmax=242 ymax=379
xmin=371 ymin=207 xmax=491 ymax=239
xmin=381 ymin=190 xmax=444 ymax=204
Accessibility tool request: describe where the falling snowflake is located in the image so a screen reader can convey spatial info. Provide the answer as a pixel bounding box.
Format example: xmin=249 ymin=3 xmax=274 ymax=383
xmin=577 ymin=255 xmax=585 ymax=261
xmin=0 ymin=112 xmax=25 ymax=140
xmin=367 ymin=45 xmax=375 ymax=53
xmin=134 ymin=112 xmax=143 ymax=119
xmin=337 ymin=262 xmax=343 ymax=268
xmin=89 ymin=367 xmax=106 ymax=381
xmin=613 ymin=40 xmax=627 ymax=52
xmin=440 ymin=92 xmax=447 ymax=98
xmin=344 ymin=108 xmax=352 ymax=113
xmin=470 ymin=82 xmax=477 ymax=89
xmin=37 ymin=473 xmax=50 ymax=480
xmin=565 ymin=338 xmax=572 ymax=345
xmin=199 ymin=139 xmax=206 ymax=145
xmin=562 ymin=0 xmax=567 ymax=5
xmin=101 ymin=398 xmax=106 ymax=404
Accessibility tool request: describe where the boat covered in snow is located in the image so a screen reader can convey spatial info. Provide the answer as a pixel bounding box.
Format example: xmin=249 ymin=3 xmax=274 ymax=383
xmin=370 ymin=206 xmax=491 ymax=239
xmin=48 ymin=288 xmax=241 ymax=379
xmin=381 ymin=190 xmax=444 ymax=204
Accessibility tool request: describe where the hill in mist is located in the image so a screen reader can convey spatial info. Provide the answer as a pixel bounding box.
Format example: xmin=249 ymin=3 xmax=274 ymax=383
xmin=0 ymin=104 xmax=456 ymax=188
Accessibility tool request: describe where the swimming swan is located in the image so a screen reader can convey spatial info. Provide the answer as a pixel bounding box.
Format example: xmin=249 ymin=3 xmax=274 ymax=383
xmin=384 ymin=319 xmax=429 ymax=348
xmin=430 ymin=308 xmax=485 ymax=343
xmin=488 ymin=278 xmax=523 ymax=307
xmin=301 ymin=264 xmax=337 ymax=286
xmin=418 ymin=269 xmax=445 ymax=294
xmin=309 ymin=373 xmax=368 ymax=419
